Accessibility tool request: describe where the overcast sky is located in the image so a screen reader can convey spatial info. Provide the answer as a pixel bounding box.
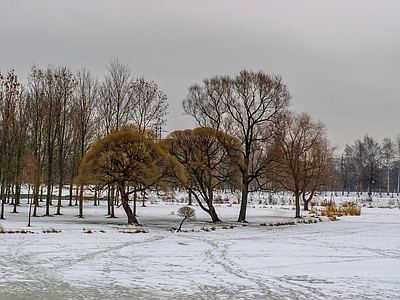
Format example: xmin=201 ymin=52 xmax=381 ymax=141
xmin=1 ymin=0 xmax=399 ymax=151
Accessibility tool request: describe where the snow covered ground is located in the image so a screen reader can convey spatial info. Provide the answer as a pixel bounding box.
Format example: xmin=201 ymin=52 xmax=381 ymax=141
xmin=0 ymin=194 xmax=399 ymax=299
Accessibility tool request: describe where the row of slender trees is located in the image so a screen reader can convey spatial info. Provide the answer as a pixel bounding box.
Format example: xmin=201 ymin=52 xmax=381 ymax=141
xmin=0 ymin=59 xmax=168 ymax=220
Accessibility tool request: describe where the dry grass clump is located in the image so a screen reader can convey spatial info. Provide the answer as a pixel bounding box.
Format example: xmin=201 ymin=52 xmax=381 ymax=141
xmin=118 ymin=228 xmax=148 ymax=234
xmin=201 ymin=225 xmax=217 ymax=232
xmin=1 ymin=224 xmax=35 ymax=234
xmin=269 ymin=220 xmax=296 ymax=226
xmin=266 ymin=219 xmax=320 ymax=226
xmin=221 ymin=224 xmax=235 ymax=229
xmin=43 ymin=228 xmax=61 ymax=233
xmin=297 ymin=219 xmax=318 ymax=224
xmin=320 ymin=200 xmax=335 ymax=207
xmin=321 ymin=203 xmax=361 ymax=221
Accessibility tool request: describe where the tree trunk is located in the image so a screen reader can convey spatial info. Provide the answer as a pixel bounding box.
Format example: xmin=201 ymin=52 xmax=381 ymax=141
xmin=93 ymin=189 xmax=98 ymax=206
xmin=133 ymin=189 xmax=137 ymax=217
xmin=107 ymin=186 xmax=111 ymax=215
xmin=45 ymin=184 xmax=52 ymax=216
xmin=1 ymin=198 xmax=4 ymax=219
xmin=32 ymin=184 xmax=39 ymax=217
xmin=107 ymin=186 xmax=116 ymax=217
xmin=387 ymin=167 xmax=390 ymax=195
xmin=238 ymin=158 xmax=249 ymax=222
xmin=56 ymin=185 xmax=63 ymax=215
xmin=295 ymin=191 xmax=301 ymax=218
xmin=12 ymin=183 xmax=20 ymax=213
xmin=238 ymin=173 xmax=249 ymax=222
xmin=141 ymin=191 xmax=146 ymax=207
xmin=188 ymin=188 xmax=192 ymax=205
xmin=27 ymin=185 xmax=31 ymax=204
xmin=0 ymin=181 xmax=5 ymax=219
xmin=69 ymin=183 xmax=73 ymax=206
xmin=303 ymin=199 xmax=309 ymax=211
xmin=209 ymin=205 xmax=221 ymax=223
xmin=78 ymin=184 xmax=84 ymax=218
xmin=177 ymin=216 xmax=187 ymax=232
xmin=121 ymin=193 xmax=138 ymax=224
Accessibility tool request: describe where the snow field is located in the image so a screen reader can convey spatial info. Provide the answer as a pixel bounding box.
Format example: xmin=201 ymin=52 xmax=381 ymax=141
xmin=0 ymin=196 xmax=399 ymax=300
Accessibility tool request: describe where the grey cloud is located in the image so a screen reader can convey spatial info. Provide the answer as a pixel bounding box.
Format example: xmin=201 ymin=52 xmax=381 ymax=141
xmin=1 ymin=0 xmax=399 ymax=150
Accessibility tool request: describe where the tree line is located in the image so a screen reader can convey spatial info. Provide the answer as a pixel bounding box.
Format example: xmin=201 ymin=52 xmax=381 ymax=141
xmin=2 ymin=61 xmax=392 ymax=224
xmin=339 ymin=135 xmax=400 ymax=198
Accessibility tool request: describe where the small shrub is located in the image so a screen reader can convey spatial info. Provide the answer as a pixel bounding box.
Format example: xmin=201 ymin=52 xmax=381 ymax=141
xmin=177 ymin=206 xmax=196 ymax=232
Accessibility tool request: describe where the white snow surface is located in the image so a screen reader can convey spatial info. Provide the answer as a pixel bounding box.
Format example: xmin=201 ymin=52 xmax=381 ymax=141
xmin=0 ymin=193 xmax=399 ymax=300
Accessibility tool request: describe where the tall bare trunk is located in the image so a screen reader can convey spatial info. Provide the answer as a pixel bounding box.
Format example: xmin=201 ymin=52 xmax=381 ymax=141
xmin=78 ymin=184 xmax=84 ymax=218
xmin=238 ymin=159 xmax=249 ymax=222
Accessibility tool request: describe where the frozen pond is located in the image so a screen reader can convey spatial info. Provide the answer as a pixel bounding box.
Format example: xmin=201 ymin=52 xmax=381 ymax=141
xmin=0 ymin=200 xmax=399 ymax=299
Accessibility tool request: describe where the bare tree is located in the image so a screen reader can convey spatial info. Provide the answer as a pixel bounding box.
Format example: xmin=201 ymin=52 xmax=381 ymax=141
xmin=128 ymin=77 xmax=168 ymax=137
xmin=381 ymin=137 xmax=395 ymax=195
xmin=182 ymin=70 xmax=291 ymax=222
xmin=26 ymin=66 xmax=47 ymax=217
xmin=98 ymin=59 xmax=132 ymax=136
xmin=300 ymin=136 xmax=336 ymax=210
xmin=71 ymin=68 xmax=100 ymax=215
xmin=0 ymin=70 xmax=23 ymax=218
xmin=54 ymin=67 xmax=76 ymax=215
xmin=273 ymin=111 xmax=333 ymax=217
xmin=11 ymin=85 xmax=28 ymax=213
xmin=340 ymin=145 xmax=354 ymax=196
xmin=182 ymin=76 xmax=230 ymax=131
xmin=362 ymin=135 xmax=381 ymax=197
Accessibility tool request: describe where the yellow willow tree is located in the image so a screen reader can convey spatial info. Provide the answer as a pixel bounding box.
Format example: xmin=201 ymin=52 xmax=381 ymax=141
xmin=77 ymin=128 xmax=184 ymax=224
xmin=165 ymin=127 xmax=242 ymax=222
